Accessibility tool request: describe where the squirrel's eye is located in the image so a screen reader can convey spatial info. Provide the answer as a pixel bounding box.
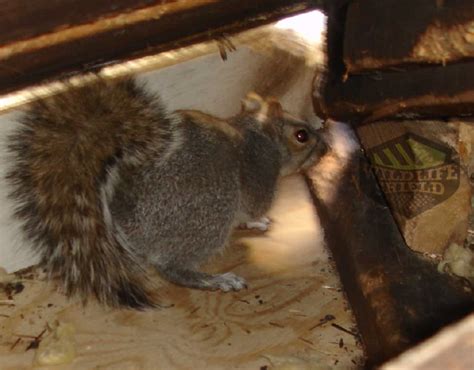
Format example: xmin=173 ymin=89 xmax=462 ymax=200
xmin=295 ymin=129 xmax=309 ymax=143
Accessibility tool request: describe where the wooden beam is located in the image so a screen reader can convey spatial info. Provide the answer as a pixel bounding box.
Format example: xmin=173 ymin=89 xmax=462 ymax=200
xmin=322 ymin=61 xmax=474 ymax=123
xmin=344 ymin=0 xmax=474 ymax=73
xmin=306 ymin=149 xmax=474 ymax=367
xmin=0 ymin=0 xmax=323 ymax=96
xmin=318 ymin=1 xmax=474 ymax=123
xmin=0 ymin=0 xmax=164 ymax=45
xmin=313 ymin=0 xmax=348 ymax=120
xmin=317 ymin=3 xmax=474 ymax=366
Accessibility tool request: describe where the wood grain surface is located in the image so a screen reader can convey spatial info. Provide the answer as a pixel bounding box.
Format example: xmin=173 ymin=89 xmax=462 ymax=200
xmin=344 ymin=0 xmax=474 ymax=73
xmin=320 ymin=61 xmax=474 ymax=123
xmin=0 ymin=0 xmax=322 ymax=96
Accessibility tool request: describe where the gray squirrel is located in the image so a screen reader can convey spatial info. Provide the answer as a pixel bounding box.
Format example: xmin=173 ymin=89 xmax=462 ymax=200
xmin=7 ymin=77 xmax=327 ymax=308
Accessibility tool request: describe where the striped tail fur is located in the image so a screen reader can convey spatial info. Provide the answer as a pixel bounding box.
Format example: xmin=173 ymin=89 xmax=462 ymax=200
xmin=7 ymin=77 xmax=174 ymax=308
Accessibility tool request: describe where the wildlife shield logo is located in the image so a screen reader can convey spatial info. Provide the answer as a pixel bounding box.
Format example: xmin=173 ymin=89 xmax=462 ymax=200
xmin=367 ymin=134 xmax=460 ymax=218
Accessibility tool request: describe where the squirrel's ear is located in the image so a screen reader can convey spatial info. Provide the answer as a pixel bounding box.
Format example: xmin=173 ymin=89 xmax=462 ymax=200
xmin=267 ymin=99 xmax=283 ymax=119
xmin=241 ymin=92 xmax=263 ymax=113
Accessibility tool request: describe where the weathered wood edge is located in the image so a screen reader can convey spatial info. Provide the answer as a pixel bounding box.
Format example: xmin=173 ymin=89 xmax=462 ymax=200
xmin=318 ymin=3 xmax=474 ymax=366
xmin=381 ymin=314 xmax=474 ymax=370
xmin=0 ymin=0 xmax=168 ymax=45
xmin=344 ymin=0 xmax=474 ymax=73
xmin=317 ymin=0 xmax=474 ymax=124
xmin=0 ymin=0 xmax=323 ymax=96
xmin=305 ymin=151 xmax=474 ymax=368
xmin=323 ymin=62 xmax=474 ymax=124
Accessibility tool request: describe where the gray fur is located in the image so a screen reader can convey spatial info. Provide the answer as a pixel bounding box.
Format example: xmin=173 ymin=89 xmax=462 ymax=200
xmin=112 ymin=118 xmax=282 ymax=290
xmin=8 ymin=77 xmax=326 ymax=308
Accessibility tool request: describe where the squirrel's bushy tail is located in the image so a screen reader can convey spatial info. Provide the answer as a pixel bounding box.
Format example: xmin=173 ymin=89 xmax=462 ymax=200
xmin=7 ymin=78 xmax=174 ymax=308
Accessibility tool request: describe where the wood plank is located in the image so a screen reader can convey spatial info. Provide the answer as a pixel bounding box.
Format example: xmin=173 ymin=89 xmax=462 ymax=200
xmin=0 ymin=0 xmax=322 ymax=96
xmin=321 ymin=61 xmax=474 ymax=123
xmin=306 ymin=134 xmax=474 ymax=367
xmin=0 ymin=0 xmax=161 ymax=45
xmin=344 ymin=0 xmax=474 ymax=73
xmin=382 ymin=314 xmax=474 ymax=370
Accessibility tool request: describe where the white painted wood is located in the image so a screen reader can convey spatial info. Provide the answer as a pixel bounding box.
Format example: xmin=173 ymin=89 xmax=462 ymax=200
xmin=0 ymin=111 xmax=40 ymax=272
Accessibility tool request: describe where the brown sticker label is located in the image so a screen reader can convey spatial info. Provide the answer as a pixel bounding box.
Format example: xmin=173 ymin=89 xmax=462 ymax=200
xmin=367 ymin=133 xmax=460 ymax=218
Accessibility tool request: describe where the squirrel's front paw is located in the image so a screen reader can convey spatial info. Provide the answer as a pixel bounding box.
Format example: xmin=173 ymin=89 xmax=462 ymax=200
xmin=239 ymin=216 xmax=271 ymax=231
xmin=210 ymin=272 xmax=247 ymax=292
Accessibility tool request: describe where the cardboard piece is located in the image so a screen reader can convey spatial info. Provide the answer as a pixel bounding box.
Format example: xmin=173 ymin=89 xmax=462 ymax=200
xmin=357 ymin=120 xmax=473 ymax=254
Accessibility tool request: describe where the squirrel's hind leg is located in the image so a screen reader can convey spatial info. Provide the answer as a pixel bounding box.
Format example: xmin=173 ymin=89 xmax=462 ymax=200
xmin=156 ymin=265 xmax=247 ymax=292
